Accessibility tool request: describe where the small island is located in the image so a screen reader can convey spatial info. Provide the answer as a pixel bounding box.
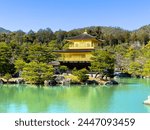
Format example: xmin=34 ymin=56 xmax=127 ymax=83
xmin=0 ymin=26 xmax=150 ymax=86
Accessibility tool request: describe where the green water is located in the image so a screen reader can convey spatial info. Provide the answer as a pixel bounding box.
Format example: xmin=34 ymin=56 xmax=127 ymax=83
xmin=0 ymin=78 xmax=150 ymax=113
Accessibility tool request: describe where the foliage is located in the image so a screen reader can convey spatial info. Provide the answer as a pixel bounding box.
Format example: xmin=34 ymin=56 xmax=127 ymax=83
xmin=22 ymin=61 xmax=54 ymax=84
xmin=59 ymin=65 xmax=68 ymax=74
xmin=36 ymin=28 xmax=54 ymax=44
xmin=128 ymin=62 xmax=143 ymax=77
xmin=0 ymin=42 xmax=14 ymax=75
xmin=90 ymin=49 xmax=115 ymax=78
xmin=65 ymin=75 xmax=80 ymax=84
xmin=14 ymin=59 xmax=26 ymax=72
xmin=125 ymin=47 xmax=141 ymax=61
xmin=27 ymin=44 xmax=55 ymax=63
xmin=48 ymin=40 xmax=58 ymax=50
xmin=143 ymin=60 xmax=150 ymax=77
xmin=142 ymin=41 xmax=150 ymax=58
xmin=72 ymin=68 xmax=89 ymax=82
xmin=3 ymin=73 xmax=12 ymax=82
xmin=114 ymin=44 xmax=129 ymax=71
xmin=72 ymin=67 xmax=78 ymax=76
xmin=62 ymin=42 xmax=70 ymax=49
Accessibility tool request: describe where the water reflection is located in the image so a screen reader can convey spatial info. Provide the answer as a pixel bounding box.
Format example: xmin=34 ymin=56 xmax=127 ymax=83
xmin=0 ymin=85 xmax=115 ymax=112
xmin=0 ymin=78 xmax=150 ymax=113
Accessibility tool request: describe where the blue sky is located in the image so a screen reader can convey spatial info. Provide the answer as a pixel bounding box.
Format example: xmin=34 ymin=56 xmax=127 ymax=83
xmin=0 ymin=0 xmax=150 ymax=32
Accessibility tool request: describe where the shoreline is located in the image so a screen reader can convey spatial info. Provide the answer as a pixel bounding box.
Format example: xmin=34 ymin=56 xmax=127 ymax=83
xmin=0 ymin=76 xmax=119 ymax=86
xmin=1 ymin=76 xmax=150 ymax=86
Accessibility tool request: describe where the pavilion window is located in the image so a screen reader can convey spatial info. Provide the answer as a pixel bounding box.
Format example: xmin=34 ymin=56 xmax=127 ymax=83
xmin=87 ymin=43 xmax=90 ymax=47
xmin=75 ymin=43 xmax=78 ymax=47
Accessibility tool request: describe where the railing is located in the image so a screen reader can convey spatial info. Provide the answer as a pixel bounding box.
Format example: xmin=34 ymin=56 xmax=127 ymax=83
xmin=68 ymin=47 xmax=94 ymax=49
xmin=58 ymin=57 xmax=92 ymax=61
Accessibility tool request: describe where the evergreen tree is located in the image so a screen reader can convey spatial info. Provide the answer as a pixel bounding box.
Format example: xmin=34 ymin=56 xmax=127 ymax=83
xmin=22 ymin=61 xmax=54 ymax=84
xmin=90 ymin=49 xmax=115 ymax=78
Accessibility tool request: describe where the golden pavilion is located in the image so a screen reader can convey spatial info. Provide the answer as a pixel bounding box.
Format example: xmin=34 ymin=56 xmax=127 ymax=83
xmin=54 ymin=31 xmax=100 ymax=69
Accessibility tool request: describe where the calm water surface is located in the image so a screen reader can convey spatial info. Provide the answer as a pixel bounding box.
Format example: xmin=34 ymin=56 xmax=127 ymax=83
xmin=0 ymin=78 xmax=150 ymax=113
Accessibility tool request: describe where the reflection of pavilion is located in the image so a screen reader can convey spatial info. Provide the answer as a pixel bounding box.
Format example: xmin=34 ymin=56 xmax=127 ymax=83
xmin=64 ymin=87 xmax=114 ymax=112
xmin=54 ymin=31 xmax=101 ymax=69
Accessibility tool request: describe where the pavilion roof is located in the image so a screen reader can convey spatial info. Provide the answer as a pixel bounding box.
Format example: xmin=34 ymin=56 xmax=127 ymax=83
xmin=66 ymin=31 xmax=98 ymax=41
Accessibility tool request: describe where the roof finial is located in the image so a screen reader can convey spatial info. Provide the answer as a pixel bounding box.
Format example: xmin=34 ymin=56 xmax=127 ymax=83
xmin=83 ymin=29 xmax=88 ymax=34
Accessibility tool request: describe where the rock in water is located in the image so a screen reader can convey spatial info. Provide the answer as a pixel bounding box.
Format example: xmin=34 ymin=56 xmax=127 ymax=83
xmin=105 ymin=80 xmax=119 ymax=85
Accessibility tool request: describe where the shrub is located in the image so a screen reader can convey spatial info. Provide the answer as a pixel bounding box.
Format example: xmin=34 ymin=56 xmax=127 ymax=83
xmin=3 ymin=73 xmax=12 ymax=83
xmin=65 ymin=75 xmax=80 ymax=84
xmin=72 ymin=68 xmax=89 ymax=82
xmin=59 ymin=65 xmax=68 ymax=74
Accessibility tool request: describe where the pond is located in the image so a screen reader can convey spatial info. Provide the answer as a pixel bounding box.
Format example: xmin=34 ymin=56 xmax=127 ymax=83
xmin=0 ymin=78 xmax=150 ymax=113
